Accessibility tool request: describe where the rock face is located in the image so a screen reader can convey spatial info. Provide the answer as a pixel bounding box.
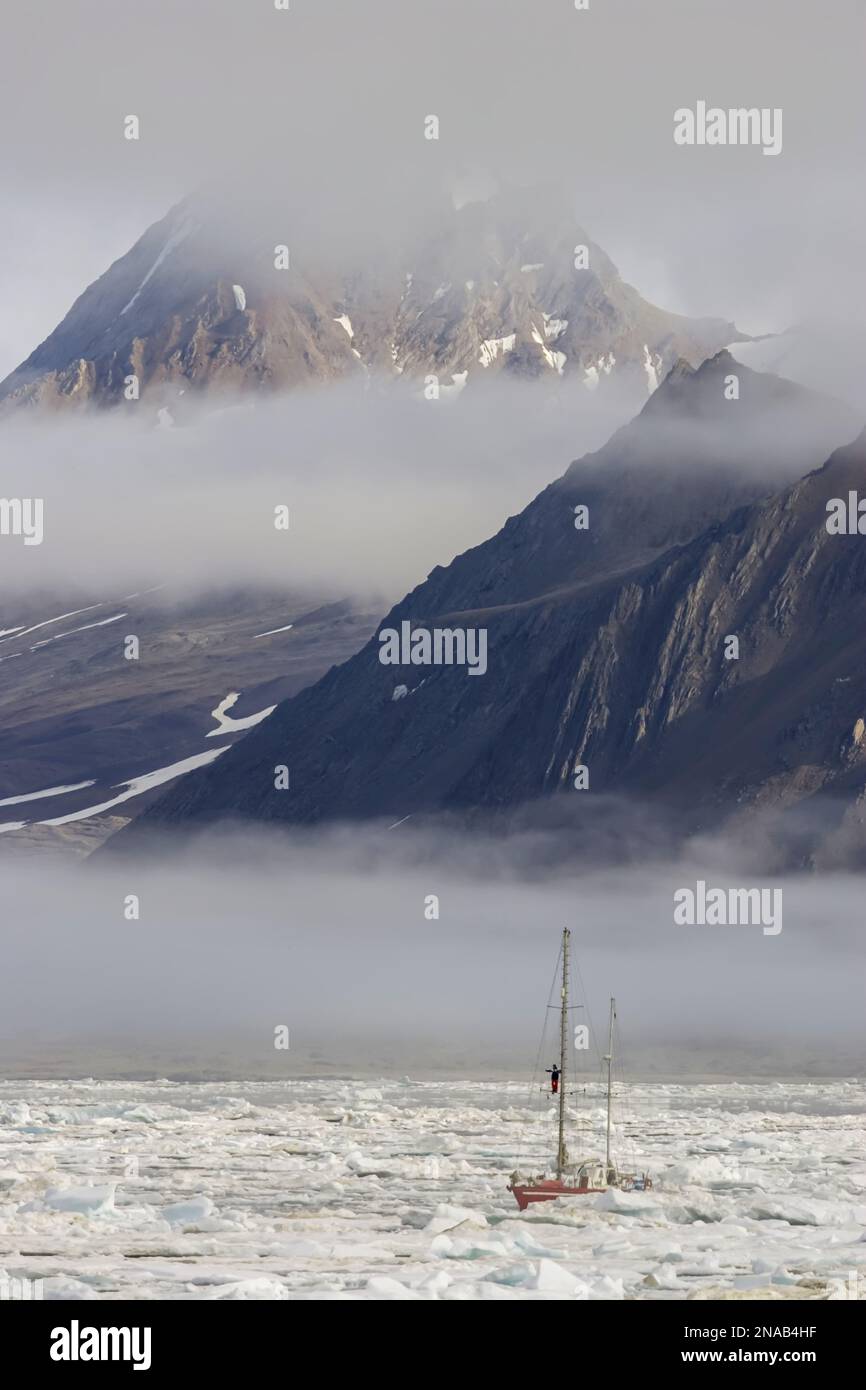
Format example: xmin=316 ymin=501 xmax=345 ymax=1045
xmin=104 ymin=353 xmax=865 ymax=861
xmin=0 ymin=187 xmax=744 ymax=413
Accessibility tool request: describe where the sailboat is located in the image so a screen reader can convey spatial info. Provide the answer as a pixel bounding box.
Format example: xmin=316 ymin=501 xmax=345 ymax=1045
xmin=508 ymin=927 xmax=653 ymax=1211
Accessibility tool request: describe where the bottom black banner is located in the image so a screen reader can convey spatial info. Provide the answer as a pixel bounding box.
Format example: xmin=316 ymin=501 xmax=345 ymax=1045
xmin=8 ymin=1295 xmax=859 ymax=1375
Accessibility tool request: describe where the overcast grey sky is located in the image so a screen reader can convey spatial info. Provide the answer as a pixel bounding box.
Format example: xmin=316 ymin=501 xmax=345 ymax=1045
xmin=1 ymin=0 xmax=863 ymax=378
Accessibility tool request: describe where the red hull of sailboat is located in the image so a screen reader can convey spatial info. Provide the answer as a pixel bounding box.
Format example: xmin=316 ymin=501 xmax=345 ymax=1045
xmin=509 ymin=1180 xmax=606 ymax=1211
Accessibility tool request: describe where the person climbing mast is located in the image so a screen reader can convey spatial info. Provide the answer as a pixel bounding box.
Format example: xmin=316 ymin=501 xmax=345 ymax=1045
xmin=546 ymin=1063 xmax=561 ymax=1095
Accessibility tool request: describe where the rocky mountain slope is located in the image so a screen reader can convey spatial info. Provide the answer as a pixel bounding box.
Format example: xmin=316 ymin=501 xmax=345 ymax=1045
xmin=0 ymin=187 xmax=744 ymax=414
xmin=102 ymin=354 xmax=864 ymax=862
xmin=0 ymin=589 xmax=376 ymax=841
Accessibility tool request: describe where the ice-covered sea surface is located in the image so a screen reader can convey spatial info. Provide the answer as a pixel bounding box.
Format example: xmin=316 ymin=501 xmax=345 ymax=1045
xmin=1 ymin=1078 xmax=865 ymax=1301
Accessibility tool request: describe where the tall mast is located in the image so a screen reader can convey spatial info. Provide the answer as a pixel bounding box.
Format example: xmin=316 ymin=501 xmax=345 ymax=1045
xmin=604 ymin=996 xmax=615 ymax=1174
xmin=556 ymin=928 xmax=570 ymax=1179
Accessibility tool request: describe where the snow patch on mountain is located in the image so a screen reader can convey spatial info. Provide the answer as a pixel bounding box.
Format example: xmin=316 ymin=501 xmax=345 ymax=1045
xmin=541 ymin=313 xmax=568 ymax=340
xmin=582 ymin=352 xmax=616 ymax=391
xmin=643 ymin=344 xmax=663 ymax=394
xmin=38 ymin=747 xmax=232 ymax=827
xmin=478 ymin=334 xmax=516 ymax=368
xmin=0 ymin=780 xmax=95 ymax=809
xmin=0 ymin=605 xmax=105 ymax=647
xmin=30 ymin=613 xmax=127 ymax=651
xmin=120 ymin=217 xmax=195 ymax=316
xmin=531 ymin=326 xmax=566 ymax=375
xmin=207 ymin=692 xmax=277 ymax=738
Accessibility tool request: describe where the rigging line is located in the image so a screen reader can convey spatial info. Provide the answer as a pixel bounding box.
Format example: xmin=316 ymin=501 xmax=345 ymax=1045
xmin=609 ymin=1010 xmax=638 ymax=1171
xmin=567 ymin=950 xmax=587 ymax=1152
xmin=515 ymin=937 xmax=562 ymax=1169
xmin=573 ymin=952 xmax=602 ymax=1073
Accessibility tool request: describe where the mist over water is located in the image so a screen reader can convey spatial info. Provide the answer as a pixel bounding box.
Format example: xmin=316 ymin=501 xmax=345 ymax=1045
xmin=1 ymin=816 xmax=863 ymax=1079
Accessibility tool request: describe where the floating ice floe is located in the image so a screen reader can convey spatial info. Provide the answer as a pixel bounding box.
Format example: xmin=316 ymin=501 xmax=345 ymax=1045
xmin=3 ymin=1077 xmax=864 ymax=1300
xmin=664 ymin=1154 xmax=762 ymax=1188
xmin=41 ymin=1185 xmax=117 ymax=1216
xmin=363 ymin=1275 xmax=420 ymax=1300
xmin=748 ymin=1195 xmax=866 ymax=1227
xmin=208 ymin=1277 xmax=290 ymax=1301
xmin=643 ymin=1265 xmax=681 ymax=1290
xmin=40 ymin=1277 xmax=99 ymax=1302
xmin=593 ymin=1185 xmax=665 ymax=1217
xmin=207 ymin=692 xmax=276 ymax=738
xmin=162 ymin=1196 xmax=215 ymax=1228
xmin=488 ymin=1259 xmax=585 ymax=1294
xmin=424 ymin=1205 xmax=488 ymax=1236
xmin=0 ymin=1100 xmax=31 ymax=1126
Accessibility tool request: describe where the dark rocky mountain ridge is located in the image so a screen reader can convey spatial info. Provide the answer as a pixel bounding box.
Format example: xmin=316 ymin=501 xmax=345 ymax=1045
xmin=102 ymin=353 xmax=865 ymax=864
